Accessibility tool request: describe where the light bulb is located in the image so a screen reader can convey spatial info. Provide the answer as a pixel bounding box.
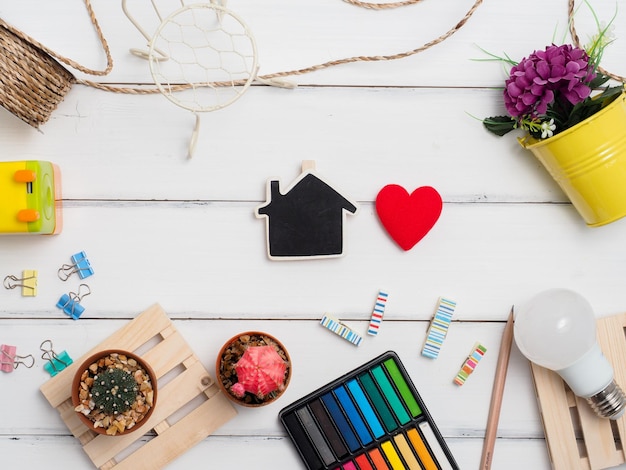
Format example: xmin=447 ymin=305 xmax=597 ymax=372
xmin=514 ymin=288 xmax=626 ymax=420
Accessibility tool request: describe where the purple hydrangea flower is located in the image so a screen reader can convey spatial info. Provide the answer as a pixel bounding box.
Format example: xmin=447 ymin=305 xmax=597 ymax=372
xmin=503 ymin=44 xmax=596 ymax=118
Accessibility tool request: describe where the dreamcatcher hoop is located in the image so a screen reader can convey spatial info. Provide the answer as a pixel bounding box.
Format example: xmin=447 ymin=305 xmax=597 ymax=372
xmin=148 ymin=4 xmax=258 ymax=112
xmin=144 ymin=3 xmax=259 ymax=156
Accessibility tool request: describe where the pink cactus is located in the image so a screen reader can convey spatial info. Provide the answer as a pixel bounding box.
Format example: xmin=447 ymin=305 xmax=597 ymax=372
xmin=230 ymin=382 xmax=246 ymax=398
xmin=231 ymin=345 xmax=287 ymax=399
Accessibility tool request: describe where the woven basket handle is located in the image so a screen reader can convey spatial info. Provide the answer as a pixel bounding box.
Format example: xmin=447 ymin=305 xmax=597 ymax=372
xmin=0 ymin=0 xmax=112 ymax=76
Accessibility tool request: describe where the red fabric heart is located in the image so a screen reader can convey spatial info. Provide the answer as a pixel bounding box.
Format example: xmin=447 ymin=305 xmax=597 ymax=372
xmin=375 ymin=185 xmax=443 ymax=250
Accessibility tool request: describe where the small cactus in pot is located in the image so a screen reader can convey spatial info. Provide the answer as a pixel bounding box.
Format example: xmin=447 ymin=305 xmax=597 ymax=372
xmin=216 ymin=332 xmax=291 ymax=407
xmin=72 ymin=350 xmax=157 ymax=436
xmin=91 ymin=368 xmax=138 ymax=415
xmin=230 ymin=345 xmax=287 ymax=400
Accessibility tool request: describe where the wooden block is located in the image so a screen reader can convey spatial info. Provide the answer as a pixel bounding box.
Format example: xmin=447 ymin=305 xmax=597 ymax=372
xmin=141 ymin=331 xmax=193 ymax=377
xmin=153 ymin=420 xmax=171 ymax=435
xmin=598 ymin=315 xmax=626 ymax=445
xmin=41 ymin=304 xmax=172 ymax=407
xmin=59 ymin=399 xmax=92 ymax=439
xmin=40 ymin=304 xmax=237 ymax=469
xmin=577 ymin=393 xmax=623 ymax=469
xmin=83 ymin=359 xmax=211 ymax=466
xmin=112 ymin=391 xmax=237 ymax=470
xmin=530 ymin=312 xmax=626 ymax=470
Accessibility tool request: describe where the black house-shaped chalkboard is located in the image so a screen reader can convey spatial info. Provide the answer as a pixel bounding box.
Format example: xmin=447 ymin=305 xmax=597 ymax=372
xmin=256 ymin=167 xmax=358 ymax=259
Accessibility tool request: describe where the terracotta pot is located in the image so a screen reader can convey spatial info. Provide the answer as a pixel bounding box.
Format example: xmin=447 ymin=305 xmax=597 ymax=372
xmin=215 ymin=331 xmax=291 ymax=407
xmin=71 ymin=349 xmax=158 ymax=436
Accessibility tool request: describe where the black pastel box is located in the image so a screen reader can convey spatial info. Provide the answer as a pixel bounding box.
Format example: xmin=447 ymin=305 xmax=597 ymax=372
xmin=279 ymin=351 xmax=459 ymax=470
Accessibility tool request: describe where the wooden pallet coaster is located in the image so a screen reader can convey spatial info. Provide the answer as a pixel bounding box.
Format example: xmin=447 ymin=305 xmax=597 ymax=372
xmin=40 ymin=303 xmax=237 ymax=469
xmin=530 ymin=312 xmax=626 ymax=470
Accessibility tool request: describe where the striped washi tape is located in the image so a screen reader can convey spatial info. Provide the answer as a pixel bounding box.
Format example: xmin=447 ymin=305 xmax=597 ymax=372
xmin=320 ymin=314 xmax=363 ymax=346
xmin=453 ymin=342 xmax=487 ymax=386
xmin=421 ymin=297 xmax=456 ymax=359
xmin=368 ymin=289 xmax=389 ymax=336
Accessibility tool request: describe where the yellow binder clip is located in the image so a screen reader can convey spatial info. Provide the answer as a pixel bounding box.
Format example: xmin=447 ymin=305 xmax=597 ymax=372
xmin=3 ymin=270 xmax=38 ymax=296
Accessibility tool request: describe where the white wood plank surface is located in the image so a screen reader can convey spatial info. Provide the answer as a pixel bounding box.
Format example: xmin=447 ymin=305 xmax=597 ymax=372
xmin=2 ymin=0 xmax=626 ymax=468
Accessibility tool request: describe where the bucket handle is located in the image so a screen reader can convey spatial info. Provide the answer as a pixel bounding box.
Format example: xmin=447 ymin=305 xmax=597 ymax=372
xmin=568 ymin=0 xmax=625 ymax=83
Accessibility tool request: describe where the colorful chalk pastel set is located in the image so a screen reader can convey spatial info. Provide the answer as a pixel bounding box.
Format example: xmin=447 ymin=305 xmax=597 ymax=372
xmin=280 ymin=351 xmax=459 ymax=470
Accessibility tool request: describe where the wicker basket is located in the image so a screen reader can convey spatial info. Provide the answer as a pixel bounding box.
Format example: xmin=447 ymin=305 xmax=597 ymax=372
xmin=0 ymin=0 xmax=112 ymax=128
xmin=0 ymin=22 xmax=75 ymax=128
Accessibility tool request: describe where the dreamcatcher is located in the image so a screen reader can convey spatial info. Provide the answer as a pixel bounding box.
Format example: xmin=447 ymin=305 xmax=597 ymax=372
xmin=122 ymin=0 xmax=294 ymax=156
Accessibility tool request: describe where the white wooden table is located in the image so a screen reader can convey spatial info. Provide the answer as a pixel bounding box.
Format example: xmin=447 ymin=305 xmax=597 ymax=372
xmin=2 ymin=1 xmax=626 ymax=468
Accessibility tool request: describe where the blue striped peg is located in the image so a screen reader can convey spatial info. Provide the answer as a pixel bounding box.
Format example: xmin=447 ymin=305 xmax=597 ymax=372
xmin=320 ymin=314 xmax=363 ymax=346
xmin=421 ymin=297 xmax=457 ymax=359
xmin=368 ymin=289 xmax=389 ymax=336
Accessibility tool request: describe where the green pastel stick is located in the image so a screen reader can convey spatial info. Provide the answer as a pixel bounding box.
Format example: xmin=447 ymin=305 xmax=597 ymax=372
xmin=359 ymin=372 xmax=398 ymax=432
xmin=383 ymin=358 xmax=422 ymax=418
xmin=371 ymin=365 xmax=411 ymax=425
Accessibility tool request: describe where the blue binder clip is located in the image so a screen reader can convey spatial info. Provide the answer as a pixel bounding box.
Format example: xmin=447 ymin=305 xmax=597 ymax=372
xmin=58 ymin=251 xmax=94 ymax=281
xmin=56 ymin=284 xmax=91 ymax=320
xmin=40 ymin=340 xmax=73 ymax=377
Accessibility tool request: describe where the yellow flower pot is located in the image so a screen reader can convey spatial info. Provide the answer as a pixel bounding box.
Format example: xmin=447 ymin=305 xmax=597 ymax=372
xmin=520 ymin=89 xmax=626 ymax=226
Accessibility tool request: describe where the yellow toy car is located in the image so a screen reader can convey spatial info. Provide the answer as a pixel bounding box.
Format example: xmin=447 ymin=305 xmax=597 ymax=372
xmin=0 ymin=161 xmax=62 ymax=234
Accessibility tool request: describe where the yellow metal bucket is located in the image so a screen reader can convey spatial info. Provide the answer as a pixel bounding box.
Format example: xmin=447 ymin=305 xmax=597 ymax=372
xmin=520 ymin=89 xmax=626 ymax=226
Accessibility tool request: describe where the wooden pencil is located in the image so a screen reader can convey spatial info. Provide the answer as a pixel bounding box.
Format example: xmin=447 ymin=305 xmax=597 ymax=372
xmin=480 ymin=306 xmax=515 ymax=470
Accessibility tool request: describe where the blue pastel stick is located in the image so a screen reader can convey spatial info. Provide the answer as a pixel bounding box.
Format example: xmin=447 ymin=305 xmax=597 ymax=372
xmin=346 ymin=378 xmax=385 ymax=438
xmin=321 ymin=392 xmax=360 ymax=452
xmin=333 ymin=385 xmax=372 ymax=445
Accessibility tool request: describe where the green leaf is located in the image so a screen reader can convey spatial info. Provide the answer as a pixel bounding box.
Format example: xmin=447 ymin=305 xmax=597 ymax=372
xmin=588 ymin=74 xmax=611 ymax=89
xmin=596 ymin=85 xmax=623 ymax=105
xmin=563 ymin=86 xmax=623 ymax=130
xmin=483 ymin=116 xmax=517 ymax=136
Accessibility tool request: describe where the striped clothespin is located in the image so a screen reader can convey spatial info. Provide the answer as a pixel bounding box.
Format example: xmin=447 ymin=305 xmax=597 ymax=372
xmin=320 ymin=314 xmax=363 ymax=346
xmin=368 ymin=289 xmax=389 ymax=336
xmin=421 ymin=297 xmax=456 ymax=359
xmin=454 ymin=342 xmax=487 ymax=386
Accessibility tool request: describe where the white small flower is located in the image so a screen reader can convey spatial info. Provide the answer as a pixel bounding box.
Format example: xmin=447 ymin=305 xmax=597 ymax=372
xmin=600 ymin=22 xmax=616 ymax=41
xmin=540 ymin=119 xmax=556 ymax=139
